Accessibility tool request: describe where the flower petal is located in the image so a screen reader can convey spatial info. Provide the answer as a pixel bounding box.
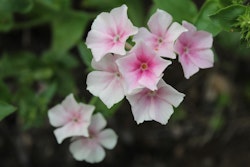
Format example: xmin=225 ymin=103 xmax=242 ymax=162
xmin=148 ymin=9 xmax=173 ymax=36
xmin=98 ymin=129 xmax=118 ymax=149
xmin=189 ymin=49 xmax=214 ymax=69
xmin=89 ymin=113 xmax=107 ymax=133
xmin=61 ymin=94 xmax=79 ymax=113
xmin=69 ymin=138 xmax=90 ymax=161
xmin=179 ymin=54 xmax=199 ymax=79
xmin=85 ymin=143 xmax=105 ymax=163
xmin=166 ymin=22 xmax=187 ymax=42
xmin=54 ymin=122 xmax=89 ymax=144
xmin=48 ymin=104 xmax=69 ymax=127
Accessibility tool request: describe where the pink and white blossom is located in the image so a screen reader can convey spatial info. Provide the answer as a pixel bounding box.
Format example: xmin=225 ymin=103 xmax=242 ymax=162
xmin=133 ymin=9 xmax=187 ymax=59
xmin=69 ymin=113 xmax=118 ymax=163
xmin=116 ymin=42 xmax=171 ymax=93
xmin=174 ymin=21 xmax=214 ymax=79
xmin=126 ymin=80 xmax=185 ymax=124
xmin=48 ymin=94 xmax=94 ymax=144
xmin=86 ymin=54 xmax=126 ymax=108
xmin=86 ymin=4 xmax=138 ymax=61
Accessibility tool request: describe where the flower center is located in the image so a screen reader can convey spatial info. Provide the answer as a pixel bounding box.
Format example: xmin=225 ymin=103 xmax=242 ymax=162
xmin=140 ymin=63 xmax=148 ymax=70
xmin=148 ymin=90 xmax=157 ymax=96
xmin=113 ymin=35 xmax=120 ymax=43
xmin=184 ymin=46 xmax=189 ymax=54
xmin=158 ymin=38 xmax=163 ymax=43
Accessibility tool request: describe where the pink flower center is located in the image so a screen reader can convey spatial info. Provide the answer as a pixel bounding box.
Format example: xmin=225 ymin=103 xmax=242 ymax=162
xmin=140 ymin=63 xmax=148 ymax=71
xmin=147 ymin=90 xmax=157 ymax=96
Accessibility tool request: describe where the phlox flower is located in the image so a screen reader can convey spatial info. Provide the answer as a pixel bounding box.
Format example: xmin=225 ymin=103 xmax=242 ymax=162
xmin=133 ymin=9 xmax=187 ymax=59
xmin=116 ymin=42 xmax=171 ymax=94
xmin=174 ymin=21 xmax=214 ymax=79
xmin=69 ymin=113 xmax=118 ymax=163
xmin=48 ymin=94 xmax=94 ymax=144
xmin=86 ymin=4 xmax=138 ymax=61
xmin=86 ymin=53 xmax=126 ymax=109
xmin=126 ymin=80 xmax=185 ymax=124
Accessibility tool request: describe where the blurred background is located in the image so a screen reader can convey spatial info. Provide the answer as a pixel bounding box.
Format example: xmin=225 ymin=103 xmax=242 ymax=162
xmin=0 ymin=0 xmax=250 ymax=167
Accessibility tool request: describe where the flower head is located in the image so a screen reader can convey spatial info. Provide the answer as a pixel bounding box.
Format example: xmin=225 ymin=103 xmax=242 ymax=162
xmin=116 ymin=42 xmax=171 ymax=94
xmin=69 ymin=113 xmax=118 ymax=163
xmin=133 ymin=9 xmax=187 ymax=58
xmin=174 ymin=21 xmax=214 ymax=79
xmin=86 ymin=4 xmax=138 ymax=61
xmin=126 ymin=80 xmax=185 ymax=124
xmin=48 ymin=94 xmax=94 ymax=144
xmin=86 ymin=54 xmax=126 ymax=108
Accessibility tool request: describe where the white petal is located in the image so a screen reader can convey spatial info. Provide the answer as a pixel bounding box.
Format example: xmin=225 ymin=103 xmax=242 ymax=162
xmin=61 ymin=94 xmax=79 ymax=113
xmin=166 ymin=22 xmax=187 ymax=42
xmin=133 ymin=27 xmax=153 ymax=43
xmin=85 ymin=144 xmax=105 ymax=163
xmin=98 ymin=129 xmax=118 ymax=149
xmin=89 ymin=113 xmax=107 ymax=133
xmin=148 ymin=9 xmax=173 ymax=36
xmin=48 ymin=104 xmax=69 ymax=127
xmin=126 ymin=92 xmax=152 ymax=124
xmin=54 ymin=122 xmax=89 ymax=144
xmin=78 ymin=103 xmax=95 ymax=122
xmin=69 ymin=138 xmax=90 ymax=161
xmin=182 ymin=20 xmax=197 ymax=32
xmin=148 ymin=98 xmax=174 ymax=125
xmin=158 ymin=80 xmax=185 ymax=107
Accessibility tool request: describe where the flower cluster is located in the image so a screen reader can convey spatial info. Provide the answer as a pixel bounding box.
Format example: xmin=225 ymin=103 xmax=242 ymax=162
xmin=86 ymin=5 xmax=214 ymax=124
xmin=48 ymin=94 xmax=118 ymax=163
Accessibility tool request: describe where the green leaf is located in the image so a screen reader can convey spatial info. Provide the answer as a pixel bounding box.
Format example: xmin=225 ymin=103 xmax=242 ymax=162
xmin=0 ymin=13 xmax=13 ymax=31
xmin=152 ymin=0 xmax=198 ymax=22
xmin=210 ymin=4 xmax=247 ymax=31
xmin=36 ymin=0 xmax=71 ymax=10
xmin=51 ymin=11 xmax=91 ymax=53
xmin=126 ymin=0 xmax=146 ymax=27
xmin=77 ymin=41 xmax=93 ymax=69
xmin=82 ymin=0 xmax=122 ymax=10
xmin=194 ymin=0 xmax=222 ymax=36
xmin=0 ymin=0 xmax=33 ymax=13
xmin=0 ymin=101 xmax=16 ymax=121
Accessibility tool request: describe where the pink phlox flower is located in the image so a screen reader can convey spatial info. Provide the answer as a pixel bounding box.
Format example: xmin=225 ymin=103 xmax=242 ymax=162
xmin=86 ymin=4 xmax=138 ymax=62
xmin=69 ymin=113 xmax=118 ymax=163
xmin=133 ymin=9 xmax=187 ymax=59
xmin=86 ymin=53 xmax=126 ymax=108
xmin=174 ymin=21 xmax=214 ymax=79
xmin=48 ymin=94 xmax=94 ymax=144
xmin=126 ymin=79 xmax=185 ymax=124
xmin=116 ymin=42 xmax=171 ymax=94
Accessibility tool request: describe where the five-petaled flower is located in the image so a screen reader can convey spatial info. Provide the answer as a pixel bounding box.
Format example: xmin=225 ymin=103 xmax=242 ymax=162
xmin=116 ymin=42 xmax=171 ymax=94
xmin=48 ymin=94 xmax=94 ymax=144
xmin=86 ymin=4 xmax=138 ymax=62
xmin=86 ymin=53 xmax=126 ymax=108
xmin=126 ymin=80 xmax=185 ymax=124
xmin=133 ymin=9 xmax=187 ymax=59
xmin=69 ymin=113 xmax=118 ymax=163
xmin=174 ymin=21 xmax=214 ymax=79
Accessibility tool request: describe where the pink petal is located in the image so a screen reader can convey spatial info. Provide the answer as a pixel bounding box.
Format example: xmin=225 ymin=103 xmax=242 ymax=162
xmin=179 ymin=54 xmax=199 ymax=79
xmin=148 ymin=9 xmax=173 ymax=36
xmin=48 ymin=105 xmax=69 ymax=127
xmin=98 ymin=129 xmax=118 ymax=149
xmin=189 ymin=49 xmax=214 ymax=69
xmin=182 ymin=20 xmax=197 ymax=32
xmin=54 ymin=122 xmax=89 ymax=144
xmin=138 ymin=72 xmax=160 ymax=90
xmin=189 ymin=31 xmax=213 ymax=49
xmin=89 ymin=113 xmax=107 ymax=133
xmin=61 ymin=94 xmax=79 ymax=113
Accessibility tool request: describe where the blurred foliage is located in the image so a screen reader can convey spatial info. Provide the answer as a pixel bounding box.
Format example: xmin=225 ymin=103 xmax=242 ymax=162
xmin=0 ymin=0 xmax=249 ymax=129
